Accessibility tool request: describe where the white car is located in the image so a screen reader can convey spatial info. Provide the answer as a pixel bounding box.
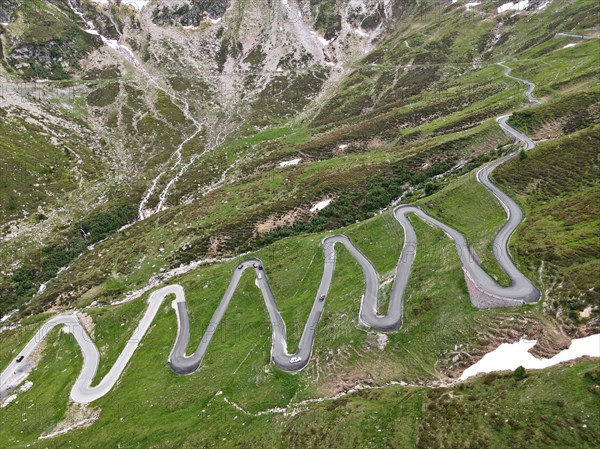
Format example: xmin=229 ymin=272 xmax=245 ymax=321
xmin=289 ymin=356 xmax=302 ymax=364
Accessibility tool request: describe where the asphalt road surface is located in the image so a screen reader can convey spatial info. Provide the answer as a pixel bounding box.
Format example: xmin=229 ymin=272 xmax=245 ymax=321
xmin=0 ymin=62 xmax=541 ymax=404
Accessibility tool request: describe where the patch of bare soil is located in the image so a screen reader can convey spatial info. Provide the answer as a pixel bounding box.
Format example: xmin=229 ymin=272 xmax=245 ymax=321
xmin=81 ymin=285 xmax=104 ymax=303
xmin=323 ymin=372 xmax=376 ymax=396
xmin=312 ymin=344 xmax=423 ymax=396
xmin=76 ymin=312 xmax=95 ymax=337
xmin=533 ymin=119 xmax=566 ymax=140
xmin=255 ymin=207 xmax=310 ymax=235
xmin=207 ymin=234 xmax=231 ymax=258
xmin=331 ymin=142 xmax=356 ymax=155
xmin=28 ymin=335 xmax=48 ymax=363
xmin=580 ymin=305 xmax=594 ymax=318
xmin=48 ymin=288 xmax=86 ymax=312
xmin=39 ymin=403 xmax=100 ymax=439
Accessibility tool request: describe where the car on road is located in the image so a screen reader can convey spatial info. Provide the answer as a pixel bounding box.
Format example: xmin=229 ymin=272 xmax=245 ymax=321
xmin=258 ymin=265 xmax=263 ymax=270
xmin=237 ymin=264 xmax=244 ymax=270
xmin=289 ymin=356 xmax=302 ymax=364
xmin=16 ymin=356 xmax=24 ymax=363
xmin=319 ymin=295 xmax=326 ymax=302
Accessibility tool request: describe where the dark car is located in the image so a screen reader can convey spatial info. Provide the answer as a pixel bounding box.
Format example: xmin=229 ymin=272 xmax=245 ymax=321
xmin=258 ymin=265 xmax=263 ymax=270
xmin=16 ymin=355 xmax=24 ymax=363
xmin=319 ymin=295 xmax=326 ymax=302
xmin=237 ymin=264 xmax=244 ymax=270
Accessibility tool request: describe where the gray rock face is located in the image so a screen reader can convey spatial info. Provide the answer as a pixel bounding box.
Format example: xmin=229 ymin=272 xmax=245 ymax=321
xmin=0 ymin=0 xmax=19 ymax=24
xmin=151 ymin=0 xmax=230 ymax=27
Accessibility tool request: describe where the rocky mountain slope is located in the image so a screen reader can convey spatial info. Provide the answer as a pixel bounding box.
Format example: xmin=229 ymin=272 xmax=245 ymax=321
xmin=0 ymin=0 xmax=399 ymax=312
xmin=0 ymin=0 xmax=598 ymax=447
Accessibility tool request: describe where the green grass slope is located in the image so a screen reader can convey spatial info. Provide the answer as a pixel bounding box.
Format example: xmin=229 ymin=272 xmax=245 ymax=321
xmin=0 ymin=0 xmax=596 ymax=322
xmin=0 ymin=1 xmax=599 ymax=447
xmin=1 ymin=129 xmax=598 ymax=446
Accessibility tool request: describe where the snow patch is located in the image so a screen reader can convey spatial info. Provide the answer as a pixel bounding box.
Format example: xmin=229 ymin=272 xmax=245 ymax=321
xmin=1 ymin=311 xmax=16 ymax=323
xmin=537 ymin=0 xmax=551 ymax=10
xmin=1 ymin=394 xmax=17 ymax=408
xmin=310 ymin=199 xmax=332 ymax=212
xmin=279 ymin=158 xmax=302 ymax=167
xmin=563 ymin=43 xmax=577 ymax=48
xmin=37 ymin=282 xmax=48 ymax=295
xmin=465 ymin=2 xmax=481 ymax=11
xmin=497 ymin=1 xmax=529 ymax=14
xmin=581 ymin=305 xmax=594 ymax=318
xmin=460 ymin=334 xmax=600 ymax=380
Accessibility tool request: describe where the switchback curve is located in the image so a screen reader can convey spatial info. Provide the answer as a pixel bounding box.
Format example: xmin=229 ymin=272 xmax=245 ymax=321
xmin=0 ymin=62 xmax=541 ymax=404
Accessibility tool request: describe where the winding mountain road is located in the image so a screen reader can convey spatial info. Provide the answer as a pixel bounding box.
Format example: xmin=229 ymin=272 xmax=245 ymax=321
xmin=497 ymin=62 xmax=541 ymax=107
xmin=0 ymin=62 xmax=541 ymax=404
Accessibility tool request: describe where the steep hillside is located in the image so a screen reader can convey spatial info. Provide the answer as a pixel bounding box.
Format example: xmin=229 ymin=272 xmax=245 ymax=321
xmin=0 ymin=0 xmax=598 ymax=447
xmin=0 ymin=0 xmax=396 ymax=310
xmin=2 ymin=0 xmax=595 ymax=322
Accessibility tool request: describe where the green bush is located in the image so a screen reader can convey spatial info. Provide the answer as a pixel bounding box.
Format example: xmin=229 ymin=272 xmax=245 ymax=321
xmin=79 ymin=203 xmax=136 ymax=244
xmin=424 ymin=182 xmax=441 ymax=196
xmin=507 ymin=110 xmax=534 ymax=134
xmin=86 ymin=82 xmax=120 ymax=107
xmin=513 ymin=366 xmax=527 ymax=381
